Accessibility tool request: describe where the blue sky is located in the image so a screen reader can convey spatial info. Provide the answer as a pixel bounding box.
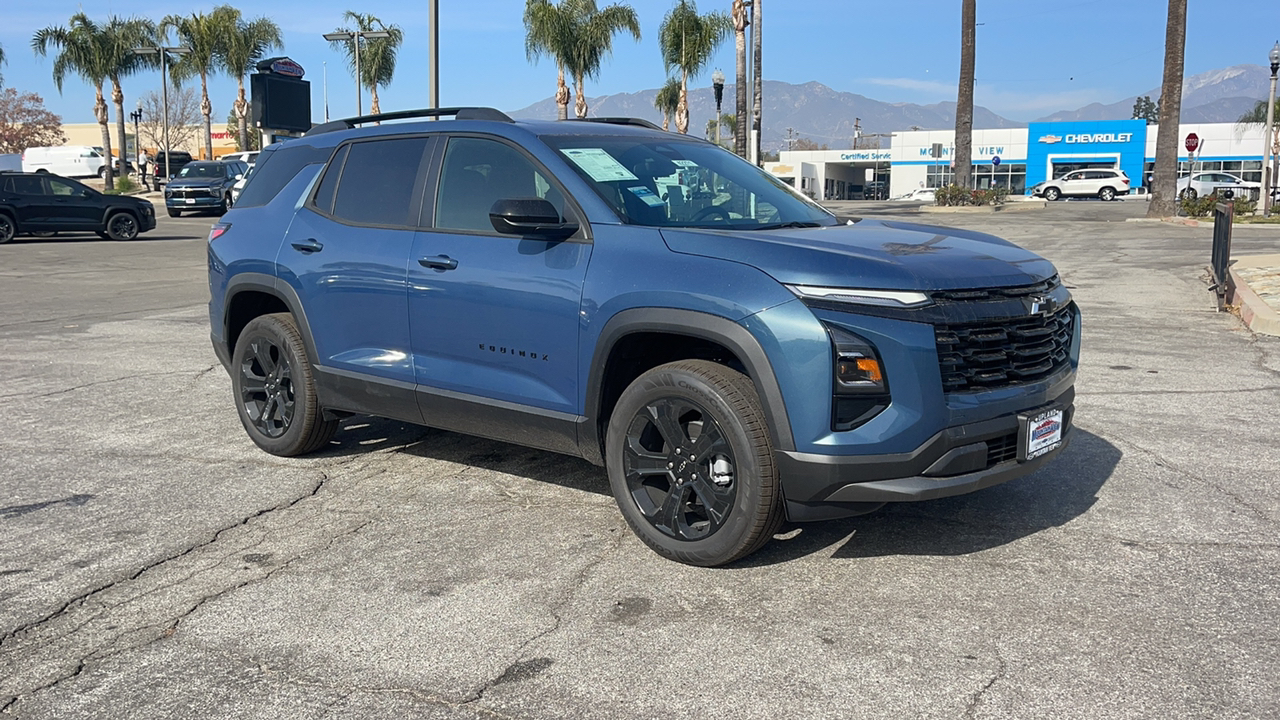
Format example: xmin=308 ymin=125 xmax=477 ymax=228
xmin=2 ymin=0 xmax=1278 ymax=124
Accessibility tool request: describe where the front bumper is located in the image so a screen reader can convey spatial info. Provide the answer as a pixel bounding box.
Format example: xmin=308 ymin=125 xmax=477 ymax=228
xmin=779 ymin=386 xmax=1074 ymax=521
xmin=166 ymin=195 xmax=224 ymax=209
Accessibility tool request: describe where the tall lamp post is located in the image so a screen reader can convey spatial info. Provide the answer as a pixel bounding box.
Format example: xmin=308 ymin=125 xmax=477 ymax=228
xmin=323 ymin=29 xmax=393 ymax=117
xmin=129 ymin=101 xmax=143 ymax=175
xmin=132 ymin=44 xmax=191 ymax=185
xmin=711 ymin=68 xmax=725 ymax=147
xmin=1264 ymin=41 xmax=1279 ymax=217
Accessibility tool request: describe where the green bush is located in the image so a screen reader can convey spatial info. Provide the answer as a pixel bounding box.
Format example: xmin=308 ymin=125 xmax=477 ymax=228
xmin=934 ymin=185 xmax=970 ymax=206
xmin=1233 ymin=197 xmax=1257 ymax=216
xmin=1180 ymin=194 xmax=1216 ymax=217
xmin=111 ymin=176 xmax=138 ymax=194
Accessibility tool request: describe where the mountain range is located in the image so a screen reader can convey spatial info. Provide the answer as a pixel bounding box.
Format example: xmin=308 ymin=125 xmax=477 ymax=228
xmin=507 ymin=65 xmax=1272 ymax=152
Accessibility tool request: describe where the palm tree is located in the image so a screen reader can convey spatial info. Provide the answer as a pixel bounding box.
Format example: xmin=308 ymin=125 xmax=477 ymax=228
xmin=32 ymin=13 xmax=119 ymax=188
xmin=704 ymin=112 xmax=735 ymax=148
xmin=329 ymin=12 xmax=403 ymax=116
xmin=103 ymin=17 xmax=155 ymax=180
xmin=653 ymin=76 xmax=681 ymax=131
xmin=658 ymin=0 xmax=731 ymax=134
xmin=0 ymin=42 xmax=7 ymax=87
xmin=525 ymin=0 xmax=641 ymax=120
xmin=732 ymin=0 xmax=748 ymax=157
xmin=162 ymin=10 xmax=226 ymax=160
xmin=1236 ymin=98 xmax=1280 ymax=128
xmin=220 ymin=6 xmax=281 ymax=151
xmin=953 ymin=0 xmax=975 ymax=190
xmin=1147 ymin=0 xmax=1186 ymax=219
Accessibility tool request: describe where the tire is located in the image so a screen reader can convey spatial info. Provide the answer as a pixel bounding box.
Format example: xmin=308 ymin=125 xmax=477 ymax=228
xmin=217 ymin=199 xmax=229 ymax=215
xmin=1180 ymin=187 xmax=1197 ymax=201
xmin=97 ymin=166 xmax=106 ymax=178
xmin=605 ymin=360 xmax=784 ymax=566
xmin=1043 ymin=187 xmax=1061 ymax=201
xmin=105 ymin=212 xmax=139 ymax=240
xmin=1099 ymin=187 xmax=1116 ymax=202
xmin=167 ymin=208 xmax=181 ymax=218
xmin=230 ymin=313 xmax=338 ymax=457
xmin=0 ymin=214 xmax=15 ymax=244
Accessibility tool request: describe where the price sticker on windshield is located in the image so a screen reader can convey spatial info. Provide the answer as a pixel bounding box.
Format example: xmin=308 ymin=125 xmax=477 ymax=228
xmin=560 ymin=148 xmax=638 ymax=183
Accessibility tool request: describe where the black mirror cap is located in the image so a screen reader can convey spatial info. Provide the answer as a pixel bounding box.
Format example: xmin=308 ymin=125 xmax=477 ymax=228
xmin=489 ymin=197 xmax=578 ymax=240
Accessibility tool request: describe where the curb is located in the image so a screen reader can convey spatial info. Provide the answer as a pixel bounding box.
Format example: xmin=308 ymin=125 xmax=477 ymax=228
xmin=919 ymin=201 xmax=1046 ymax=214
xmin=1226 ymin=255 xmax=1280 ymax=337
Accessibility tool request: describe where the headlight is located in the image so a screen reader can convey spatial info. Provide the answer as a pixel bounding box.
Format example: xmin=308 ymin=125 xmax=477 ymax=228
xmin=164 ymin=189 xmax=172 ymax=198
xmin=785 ymin=284 xmax=931 ymax=308
xmin=210 ymin=187 xmax=223 ymax=198
xmin=825 ymin=325 xmax=891 ymax=431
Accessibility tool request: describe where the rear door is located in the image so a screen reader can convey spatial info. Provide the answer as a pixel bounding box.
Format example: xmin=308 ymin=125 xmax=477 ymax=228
xmin=277 ymin=135 xmax=432 ymax=406
xmin=2 ymin=175 xmax=48 ymax=228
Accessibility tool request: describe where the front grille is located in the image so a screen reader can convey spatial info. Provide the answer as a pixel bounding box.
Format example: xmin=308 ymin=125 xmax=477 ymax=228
xmin=170 ymin=187 xmax=212 ymax=199
xmin=936 ymin=304 xmax=1074 ymax=393
xmin=985 ymin=433 xmax=1018 ymax=466
xmin=931 ymin=275 xmax=1059 ymax=303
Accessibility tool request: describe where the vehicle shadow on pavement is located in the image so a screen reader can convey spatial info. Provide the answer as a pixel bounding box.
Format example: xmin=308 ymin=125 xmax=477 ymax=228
xmin=740 ymin=429 xmax=1121 ymax=566
xmin=319 ymin=416 xmax=612 ymax=497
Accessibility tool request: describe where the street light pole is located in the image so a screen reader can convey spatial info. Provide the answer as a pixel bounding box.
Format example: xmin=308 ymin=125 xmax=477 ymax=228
xmin=712 ymin=68 xmax=725 ymax=147
xmin=129 ymin=101 xmax=143 ymax=173
xmin=324 ymin=30 xmax=393 ymax=117
xmin=1264 ymin=41 xmax=1279 ymax=217
xmin=133 ymin=45 xmax=191 ymax=187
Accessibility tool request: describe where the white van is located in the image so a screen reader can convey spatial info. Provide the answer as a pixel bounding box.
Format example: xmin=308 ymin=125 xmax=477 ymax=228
xmin=21 ymin=146 xmax=108 ymax=178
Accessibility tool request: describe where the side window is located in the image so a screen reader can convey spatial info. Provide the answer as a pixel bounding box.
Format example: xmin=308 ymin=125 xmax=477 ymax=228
xmin=331 ymin=137 xmax=429 ymax=227
xmin=311 ymin=144 xmax=350 ymax=216
xmin=10 ymin=176 xmax=46 ymax=195
xmin=435 ymin=137 xmax=567 ymax=233
xmin=232 ymin=144 xmax=331 ymax=209
xmin=48 ymin=178 xmax=79 ymax=196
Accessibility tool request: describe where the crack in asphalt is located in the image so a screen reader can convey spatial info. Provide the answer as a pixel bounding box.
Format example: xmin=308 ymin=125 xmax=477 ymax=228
xmin=0 ymin=370 xmax=212 ymax=400
xmin=963 ymin=649 xmax=1008 ymax=719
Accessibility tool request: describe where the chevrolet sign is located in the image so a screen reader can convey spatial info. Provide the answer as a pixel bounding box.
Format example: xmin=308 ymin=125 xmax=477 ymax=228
xmin=1065 ymin=132 xmax=1133 ymax=144
xmin=1038 ymin=135 xmax=1063 ymax=144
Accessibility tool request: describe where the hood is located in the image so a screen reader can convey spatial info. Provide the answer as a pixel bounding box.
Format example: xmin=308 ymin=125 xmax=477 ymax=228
xmin=659 ymin=219 xmax=1057 ymax=291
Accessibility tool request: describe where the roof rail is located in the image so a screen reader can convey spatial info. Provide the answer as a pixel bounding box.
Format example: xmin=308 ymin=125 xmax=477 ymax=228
xmin=307 ymin=107 xmax=514 ymax=136
xmin=564 ymin=117 xmax=663 ymax=131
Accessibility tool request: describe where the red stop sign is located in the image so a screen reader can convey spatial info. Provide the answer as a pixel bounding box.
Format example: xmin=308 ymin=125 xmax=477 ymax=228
xmin=1185 ymin=133 xmax=1200 ymax=152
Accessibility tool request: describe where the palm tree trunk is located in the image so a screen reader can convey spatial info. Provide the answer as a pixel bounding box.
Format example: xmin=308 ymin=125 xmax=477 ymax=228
xmin=734 ymin=0 xmax=748 ymax=158
xmin=574 ymin=73 xmax=588 ymax=119
xmin=371 ymin=84 xmax=381 ymax=115
xmin=752 ymin=0 xmax=762 ymax=165
xmin=200 ymin=71 xmax=213 ymax=161
xmin=676 ymin=71 xmax=689 ymax=134
xmin=662 ymin=114 xmax=670 ymax=132
xmin=235 ymin=76 xmax=250 ymax=153
xmin=95 ymin=85 xmax=114 ymax=189
xmin=954 ymin=0 xmax=975 ymax=190
xmin=1147 ymin=0 xmax=1187 ymax=218
xmin=556 ymin=66 xmax=570 ymax=121
xmin=111 ymin=77 xmax=127 ymax=183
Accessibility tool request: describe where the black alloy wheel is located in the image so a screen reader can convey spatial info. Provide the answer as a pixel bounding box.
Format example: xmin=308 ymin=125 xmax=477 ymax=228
xmin=621 ymin=397 xmax=738 ymax=542
xmin=106 ymin=213 xmax=139 ymax=240
xmin=0 ymin=215 xmax=15 ymax=244
xmin=230 ymin=313 xmax=337 ymax=456
xmin=606 ymin=360 xmax=783 ymax=566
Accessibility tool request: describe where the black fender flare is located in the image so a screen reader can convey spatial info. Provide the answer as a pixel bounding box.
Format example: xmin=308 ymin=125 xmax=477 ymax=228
xmin=223 ymin=272 xmax=320 ymax=365
xmin=579 ymin=307 xmax=795 ymax=465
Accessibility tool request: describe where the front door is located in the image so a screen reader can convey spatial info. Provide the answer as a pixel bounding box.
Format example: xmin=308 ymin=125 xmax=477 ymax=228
xmin=45 ymin=177 xmax=103 ymax=230
xmin=277 ymin=135 xmax=432 ymax=420
xmin=408 ymin=135 xmax=592 ymax=452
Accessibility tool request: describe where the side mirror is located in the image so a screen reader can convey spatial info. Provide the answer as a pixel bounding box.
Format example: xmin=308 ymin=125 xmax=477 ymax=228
xmin=234 ymin=174 xmax=244 ymax=180
xmin=489 ymin=197 xmax=578 ymax=240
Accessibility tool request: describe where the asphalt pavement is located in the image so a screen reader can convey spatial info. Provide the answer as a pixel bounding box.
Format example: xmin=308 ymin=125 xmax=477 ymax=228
xmin=1 ymin=201 xmax=1278 ymax=719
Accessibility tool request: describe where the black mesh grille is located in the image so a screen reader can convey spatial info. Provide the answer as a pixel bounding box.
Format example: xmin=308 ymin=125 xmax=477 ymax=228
xmin=936 ymin=304 xmax=1074 ymax=393
xmin=985 ymin=433 xmax=1018 ymax=466
xmin=931 ymin=275 xmax=1060 ymax=303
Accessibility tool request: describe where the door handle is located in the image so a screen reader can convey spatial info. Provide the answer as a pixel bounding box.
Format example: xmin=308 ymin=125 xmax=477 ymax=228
xmin=418 ymin=255 xmax=459 ymax=271
xmin=291 ymin=239 xmax=323 ymax=254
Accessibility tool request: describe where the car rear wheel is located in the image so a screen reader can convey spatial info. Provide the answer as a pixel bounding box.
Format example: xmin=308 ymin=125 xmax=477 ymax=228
xmin=1044 ymin=187 xmax=1061 ymax=201
xmin=105 ymin=212 xmax=139 ymax=240
xmin=605 ymin=360 xmax=784 ymax=566
xmin=1099 ymin=187 xmax=1116 ymax=201
xmin=0 ymin=215 xmax=15 ymax=244
xmin=231 ymin=313 xmax=338 ymax=456
xmin=1181 ymin=187 xmax=1197 ymax=201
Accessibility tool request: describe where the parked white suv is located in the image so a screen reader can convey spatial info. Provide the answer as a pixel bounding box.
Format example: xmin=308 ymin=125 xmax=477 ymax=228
xmin=1177 ymin=172 xmax=1259 ymax=200
xmin=221 ymin=151 xmax=259 ymax=207
xmin=1034 ymin=169 xmax=1131 ymax=201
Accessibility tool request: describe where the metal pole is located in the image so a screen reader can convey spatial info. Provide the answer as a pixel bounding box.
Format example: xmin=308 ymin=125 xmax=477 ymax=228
xmin=162 ymin=51 xmax=171 ymax=185
xmin=429 ymin=0 xmax=439 ymax=110
xmin=355 ymin=35 xmax=362 ymax=117
xmin=324 ymin=61 xmax=329 ymax=122
xmin=1264 ymin=65 xmax=1277 ymax=216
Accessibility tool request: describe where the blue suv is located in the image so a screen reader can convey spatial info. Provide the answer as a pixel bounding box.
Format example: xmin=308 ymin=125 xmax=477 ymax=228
xmin=208 ymin=108 xmax=1079 ymax=566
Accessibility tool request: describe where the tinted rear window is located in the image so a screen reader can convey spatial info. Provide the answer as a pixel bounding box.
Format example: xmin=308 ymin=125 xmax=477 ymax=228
xmin=234 ymin=144 xmax=332 ymax=209
xmin=330 ymin=137 xmax=429 ymax=227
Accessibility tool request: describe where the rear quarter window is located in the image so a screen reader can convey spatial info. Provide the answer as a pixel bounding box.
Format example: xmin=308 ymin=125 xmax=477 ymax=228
xmin=233 ymin=144 xmax=332 ymax=209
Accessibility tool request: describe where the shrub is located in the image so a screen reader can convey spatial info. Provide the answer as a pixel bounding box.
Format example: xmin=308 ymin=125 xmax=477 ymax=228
xmin=934 ymin=185 xmax=970 ymax=206
xmin=1179 ymin=194 xmax=1216 ymax=217
xmin=1233 ymin=197 xmax=1257 ymax=216
xmin=111 ymin=176 xmax=138 ymax=195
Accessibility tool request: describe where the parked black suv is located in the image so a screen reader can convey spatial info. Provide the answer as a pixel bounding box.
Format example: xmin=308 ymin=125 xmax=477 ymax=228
xmin=152 ymin=151 xmax=194 ymax=183
xmin=0 ymin=171 xmax=156 ymax=243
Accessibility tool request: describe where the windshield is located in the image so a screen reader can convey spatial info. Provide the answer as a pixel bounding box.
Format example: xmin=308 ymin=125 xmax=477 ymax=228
xmin=178 ymin=163 xmax=226 ymax=179
xmin=542 ymin=135 xmax=836 ymax=229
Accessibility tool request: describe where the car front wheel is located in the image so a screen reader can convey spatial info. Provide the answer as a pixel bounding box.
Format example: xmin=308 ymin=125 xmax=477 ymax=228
xmin=1181 ymin=188 xmax=1197 ymax=201
xmin=605 ymin=360 xmax=783 ymax=566
xmin=105 ymin=212 xmax=139 ymax=240
xmin=1044 ymin=187 xmax=1061 ymax=201
xmin=231 ymin=313 xmax=338 ymax=456
xmin=1099 ymin=187 xmax=1116 ymax=201
xmin=0 ymin=215 xmax=16 ymax=244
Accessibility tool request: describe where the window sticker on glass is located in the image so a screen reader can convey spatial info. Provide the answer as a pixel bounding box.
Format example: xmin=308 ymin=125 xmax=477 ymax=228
xmin=560 ymin=148 xmax=638 ymax=182
xmin=672 ymin=159 xmax=698 ymax=168
xmin=627 ymin=186 xmax=666 ymax=207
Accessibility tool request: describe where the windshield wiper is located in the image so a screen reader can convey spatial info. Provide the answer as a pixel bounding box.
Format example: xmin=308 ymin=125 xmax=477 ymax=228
xmin=755 ymin=221 xmax=824 ymax=230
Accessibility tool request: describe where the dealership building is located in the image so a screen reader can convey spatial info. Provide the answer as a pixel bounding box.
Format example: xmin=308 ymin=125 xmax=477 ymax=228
xmin=768 ymin=119 xmax=1270 ymax=200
